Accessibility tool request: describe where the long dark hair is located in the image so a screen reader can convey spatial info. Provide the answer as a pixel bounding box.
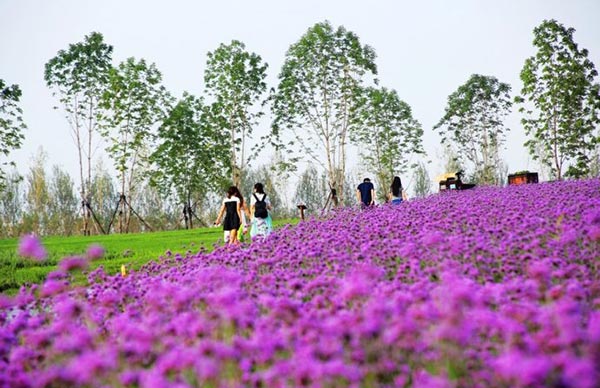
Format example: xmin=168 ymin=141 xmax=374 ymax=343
xmin=254 ymin=182 xmax=264 ymax=194
xmin=233 ymin=186 xmax=244 ymax=206
xmin=391 ymin=176 xmax=402 ymax=197
xmin=227 ymin=186 xmax=237 ymax=198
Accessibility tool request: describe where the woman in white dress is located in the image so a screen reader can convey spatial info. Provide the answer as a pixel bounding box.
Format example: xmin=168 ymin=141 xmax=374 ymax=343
xmin=214 ymin=186 xmax=242 ymax=244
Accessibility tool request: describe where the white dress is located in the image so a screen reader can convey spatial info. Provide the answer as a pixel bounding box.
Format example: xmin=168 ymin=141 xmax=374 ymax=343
xmin=250 ymin=193 xmax=272 ymax=238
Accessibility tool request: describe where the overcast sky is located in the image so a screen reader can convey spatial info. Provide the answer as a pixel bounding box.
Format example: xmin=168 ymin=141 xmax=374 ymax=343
xmin=1 ymin=0 xmax=599 ymax=190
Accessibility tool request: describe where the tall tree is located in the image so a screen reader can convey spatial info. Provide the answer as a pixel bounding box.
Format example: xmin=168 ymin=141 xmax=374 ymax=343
xmin=100 ymin=57 xmax=172 ymax=232
xmin=271 ymin=21 xmax=378 ymax=204
xmin=204 ymin=40 xmax=268 ymax=188
xmin=516 ymin=19 xmax=600 ymax=180
xmin=0 ymin=169 xmax=23 ymax=238
xmin=293 ymin=165 xmax=328 ymax=214
xmin=412 ymin=161 xmax=432 ymax=198
xmin=44 ymin=32 xmax=113 ymax=234
xmin=134 ymin=180 xmax=178 ymax=231
xmin=48 ymin=165 xmax=78 ymax=236
xmin=149 ymin=93 xmax=229 ymax=229
xmin=351 ymin=86 xmax=425 ymax=200
xmin=434 ymin=74 xmax=512 ymax=185
xmin=442 ymin=145 xmax=464 ymax=174
xmin=89 ymin=159 xmax=117 ymax=231
xmin=0 ymin=79 xmax=26 ymax=192
xmin=24 ymin=148 xmax=50 ymax=235
xmin=589 ymin=148 xmax=600 ymax=178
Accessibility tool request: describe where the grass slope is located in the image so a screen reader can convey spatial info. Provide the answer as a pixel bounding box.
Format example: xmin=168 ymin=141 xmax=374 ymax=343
xmin=0 ymin=219 xmax=296 ymax=294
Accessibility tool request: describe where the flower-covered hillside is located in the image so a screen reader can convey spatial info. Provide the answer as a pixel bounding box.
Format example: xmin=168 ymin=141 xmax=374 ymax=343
xmin=2 ymin=179 xmax=600 ymax=387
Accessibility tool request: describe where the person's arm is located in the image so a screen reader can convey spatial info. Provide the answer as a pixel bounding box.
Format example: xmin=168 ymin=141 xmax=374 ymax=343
xmin=356 ymin=189 xmax=361 ymax=203
xmin=266 ymin=196 xmax=273 ymax=211
xmin=240 ymin=202 xmax=247 ymax=225
xmin=402 ymin=190 xmax=408 ymax=201
xmin=370 ymin=188 xmax=375 ymax=205
xmin=214 ymin=202 xmax=225 ymax=225
xmin=243 ymin=202 xmax=252 ymax=219
xmin=236 ymin=201 xmax=242 ymax=224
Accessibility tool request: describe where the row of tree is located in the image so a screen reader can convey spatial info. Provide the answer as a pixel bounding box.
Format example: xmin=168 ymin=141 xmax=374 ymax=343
xmin=0 ymin=149 xmax=429 ymax=238
xmin=1 ymin=19 xmax=599 ymax=236
xmin=435 ymin=20 xmax=600 ymax=182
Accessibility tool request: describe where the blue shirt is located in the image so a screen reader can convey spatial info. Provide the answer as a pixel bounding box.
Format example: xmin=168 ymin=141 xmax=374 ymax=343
xmin=357 ymin=181 xmax=374 ymax=205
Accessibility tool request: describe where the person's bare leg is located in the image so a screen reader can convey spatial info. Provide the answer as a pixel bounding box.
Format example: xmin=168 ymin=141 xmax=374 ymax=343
xmin=229 ymin=228 xmax=239 ymax=244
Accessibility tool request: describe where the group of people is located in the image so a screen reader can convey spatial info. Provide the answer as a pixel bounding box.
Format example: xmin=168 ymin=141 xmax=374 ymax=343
xmin=215 ymin=176 xmax=404 ymax=244
xmin=214 ymin=182 xmax=272 ymax=245
xmin=356 ymin=176 xmax=408 ymax=208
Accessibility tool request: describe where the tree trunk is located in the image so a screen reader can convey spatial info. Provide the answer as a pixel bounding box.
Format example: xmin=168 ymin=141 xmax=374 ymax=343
xmin=231 ymin=121 xmax=240 ymax=188
xmin=87 ymin=98 xmax=94 ymax=229
xmin=553 ymin=111 xmax=562 ymax=180
xmin=73 ymin=96 xmax=90 ymax=235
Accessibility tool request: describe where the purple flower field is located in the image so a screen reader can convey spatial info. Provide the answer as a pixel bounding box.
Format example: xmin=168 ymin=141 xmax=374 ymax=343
xmin=2 ymin=179 xmax=600 ymax=387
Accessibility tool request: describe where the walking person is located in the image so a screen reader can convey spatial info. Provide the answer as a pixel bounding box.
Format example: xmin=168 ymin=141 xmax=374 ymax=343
xmin=250 ymin=182 xmax=272 ymax=240
xmin=356 ymin=178 xmax=375 ymax=208
xmin=214 ymin=186 xmax=243 ymax=245
xmin=233 ymin=187 xmax=251 ymax=243
xmin=388 ymin=176 xmax=408 ymax=205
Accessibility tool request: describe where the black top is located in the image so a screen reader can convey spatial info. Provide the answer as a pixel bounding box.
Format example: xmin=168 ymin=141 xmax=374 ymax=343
xmin=222 ymin=197 xmax=241 ymax=231
xmin=357 ymin=181 xmax=374 ymax=205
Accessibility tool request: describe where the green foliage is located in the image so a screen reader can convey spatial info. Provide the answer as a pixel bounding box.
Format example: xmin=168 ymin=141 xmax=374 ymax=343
xmin=89 ymin=160 xmax=118 ymax=230
xmin=516 ymin=19 xmax=600 ymax=180
xmin=133 ymin=181 xmax=181 ymax=229
xmin=442 ymin=145 xmax=464 ymax=175
xmin=24 ymin=149 xmax=50 ymax=235
xmin=271 ymin=21 xmax=378 ymax=201
xmin=434 ymin=74 xmax=512 ymax=185
xmin=351 ymin=86 xmax=425 ymax=196
xmin=0 ymin=79 xmax=26 ymax=192
xmin=100 ymin=57 xmax=172 ymax=195
xmin=0 ymin=169 xmax=23 ymax=238
xmin=44 ymin=31 xmax=113 ymax=198
xmin=48 ymin=165 xmax=78 ymax=236
xmin=293 ymin=165 xmax=328 ymax=213
xmin=204 ymin=40 xmax=268 ymax=187
xmin=149 ymin=92 xmax=229 ymax=222
xmin=412 ymin=161 xmax=432 ymax=198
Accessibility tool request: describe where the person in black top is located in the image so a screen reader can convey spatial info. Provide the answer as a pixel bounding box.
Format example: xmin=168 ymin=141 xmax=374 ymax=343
xmin=388 ymin=176 xmax=408 ymax=205
xmin=214 ymin=186 xmax=242 ymax=244
xmin=356 ymin=178 xmax=375 ymax=208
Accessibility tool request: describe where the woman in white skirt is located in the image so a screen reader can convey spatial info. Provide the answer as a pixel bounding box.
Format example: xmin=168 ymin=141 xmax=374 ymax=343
xmin=250 ymin=182 xmax=273 ymax=240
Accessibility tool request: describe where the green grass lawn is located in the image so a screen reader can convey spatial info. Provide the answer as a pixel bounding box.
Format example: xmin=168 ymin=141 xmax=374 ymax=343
xmin=0 ymin=219 xmax=297 ymax=295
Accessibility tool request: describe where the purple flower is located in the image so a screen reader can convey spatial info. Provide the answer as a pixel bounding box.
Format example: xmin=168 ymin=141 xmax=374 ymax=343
xmin=494 ymin=351 xmax=553 ymax=386
xmin=2 ymin=178 xmax=599 ymax=386
xmin=40 ymin=279 xmax=68 ymax=297
xmin=17 ymin=233 xmax=47 ymax=261
xmin=58 ymin=256 xmax=89 ymax=272
xmin=562 ymin=358 xmax=598 ymax=388
xmin=588 ymin=225 xmax=600 ymax=241
xmin=86 ymin=244 xmax=105 ymax=260
xmin=422 ymin=230 xmax=445 ymax=247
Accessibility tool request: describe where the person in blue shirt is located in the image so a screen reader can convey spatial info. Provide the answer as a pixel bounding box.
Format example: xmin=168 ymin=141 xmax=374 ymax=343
xmin=356 ymin=178 xmax=375 ymax=208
